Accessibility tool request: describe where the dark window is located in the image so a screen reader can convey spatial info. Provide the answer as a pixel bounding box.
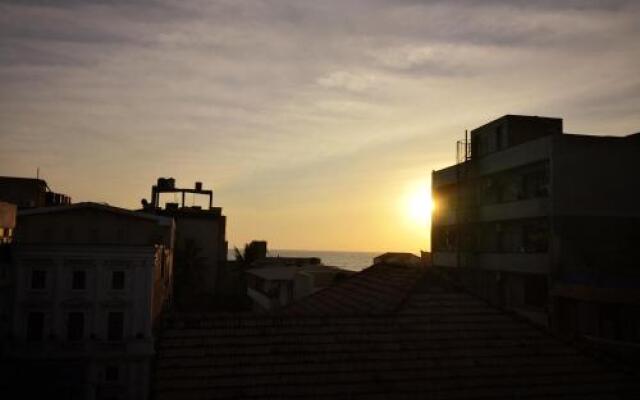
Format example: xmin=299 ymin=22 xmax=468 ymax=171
xmin=522 ymin=168 xmax=549 ymax=198
xmin=107 ymin=312 xmax=124 ymax=341
xmin=160 ymin=251 xmax=165 ymax=279
xmin=116 ymin=227 xmax=127 ymax=242
xmin=27 ymin=312 xmax=44 ymax=342
xmin=41 ymin=228 xmax=53 ymax=242
xmin=524 ymin=274 xmax=549 ymax=309
xmin=105 ymin=365 xmax=119 ymax=382
xmin=111 ymin=271 xmax=125 ymax=290
xmin=64 ymin=227 xmax=74 ymax=241
xmin=67 ymin=312 xmax=84 ymax=341
xmin=31 ymin=270 xmax=46 ymax=289
xmin=72 ymin=270 xmax=86 ymax=290
xmin=522 ymin=221 xmax=549 ymax=253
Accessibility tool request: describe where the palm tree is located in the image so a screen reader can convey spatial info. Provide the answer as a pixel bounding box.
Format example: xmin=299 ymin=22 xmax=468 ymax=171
xmin=233 ymin=242 xmax=265 ymax=269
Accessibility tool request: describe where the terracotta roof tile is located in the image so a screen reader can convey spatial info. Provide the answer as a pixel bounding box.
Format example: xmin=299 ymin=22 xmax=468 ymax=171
xmin=155 ymin=268 xmax=638 ymax=399
xmin=283 ymin=263 xmax=422 ymax=316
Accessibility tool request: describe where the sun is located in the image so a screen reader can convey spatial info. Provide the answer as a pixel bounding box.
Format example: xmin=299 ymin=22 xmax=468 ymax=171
xmin=405 ymin=185 xmax=435 ymax=227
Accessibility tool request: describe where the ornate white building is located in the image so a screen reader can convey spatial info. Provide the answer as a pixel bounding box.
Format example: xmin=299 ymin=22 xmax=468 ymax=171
xmin=5 ymin=202 xmax=174 ymax=400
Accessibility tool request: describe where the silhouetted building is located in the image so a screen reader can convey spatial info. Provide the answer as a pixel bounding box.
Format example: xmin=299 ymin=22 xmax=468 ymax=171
xmin=142 ymin=178 xmax=227 ymax=309
xmin=373 ymin=252 xmax=420 ymax=266
xmin=0 ymin=202 xmax=17 ymax=343
xmin=241 ymin=241 xmax=348 ymax=312
xmin=0 ymin=176 xmax=71 ymax=209
xmin=431 ymin=115 xmax=640 ymax=341
xmin=4 ymin=202 xmax=174 ymax=399
xmin=246 ymin=263 xmax=351 ymax=312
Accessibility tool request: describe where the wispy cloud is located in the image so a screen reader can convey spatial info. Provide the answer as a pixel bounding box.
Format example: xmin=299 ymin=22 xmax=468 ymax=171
xmin=1 ymin=0 xmax=639 ymax=250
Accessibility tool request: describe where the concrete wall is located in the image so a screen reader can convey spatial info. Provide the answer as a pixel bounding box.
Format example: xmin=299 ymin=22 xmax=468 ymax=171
xmin=551 ymin=134 xmax=640 ymax=217
xmin=16 ymin=208 xmax=172 ymax=247
xmin=471 ymin=115 xmax=561 ymax=159
xmin=0 ymin=178 xmax=47 ymax=208
xmin=174 ymin=214 xmax=226 ymax=293
xmin=432 ymin=252 xmax=548 ymax=274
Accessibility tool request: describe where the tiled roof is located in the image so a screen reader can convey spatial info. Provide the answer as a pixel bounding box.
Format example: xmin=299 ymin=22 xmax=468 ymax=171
xmin=282 ymin=263 xmax=422 ymax=316
xmin=155 ymin=267 xmax=638 ymax=399
xmin=18 ymin=201 xmax=172 ymax=225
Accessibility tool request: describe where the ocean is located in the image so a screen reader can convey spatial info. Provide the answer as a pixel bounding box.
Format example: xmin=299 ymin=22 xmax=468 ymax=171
xmin=227 ymin=249 xmax=383 ymax=272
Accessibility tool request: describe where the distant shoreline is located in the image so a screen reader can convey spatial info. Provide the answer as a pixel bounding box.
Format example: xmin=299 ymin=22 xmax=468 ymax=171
xmin=227 ymin=248 xmax=417 ymax=272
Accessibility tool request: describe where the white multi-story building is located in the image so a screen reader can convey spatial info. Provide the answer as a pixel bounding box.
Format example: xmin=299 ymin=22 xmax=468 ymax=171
xmin=4 ymin=202 xmax=174 ymax=400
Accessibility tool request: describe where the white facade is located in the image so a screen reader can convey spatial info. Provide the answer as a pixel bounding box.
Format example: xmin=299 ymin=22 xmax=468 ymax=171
xmin=4 ymin=203 xmax=173 ymax=400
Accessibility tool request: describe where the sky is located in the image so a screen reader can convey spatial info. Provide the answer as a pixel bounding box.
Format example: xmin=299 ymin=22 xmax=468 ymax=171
xmin=1 ymin=0 xmax=639 ymax=252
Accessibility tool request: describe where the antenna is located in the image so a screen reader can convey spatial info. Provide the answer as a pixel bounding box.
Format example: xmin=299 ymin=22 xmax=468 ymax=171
xmin=465 ymin=129 xmax=469 ymax=161
xmin=36 ymin=167 xmax=40 ymax=180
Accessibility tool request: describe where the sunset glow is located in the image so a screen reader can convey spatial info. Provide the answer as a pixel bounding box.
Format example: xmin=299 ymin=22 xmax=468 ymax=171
xmin=1 ymin=1 xmax=639 ymax=253
xmin=405 ymin=186 xmax=434 ymax=228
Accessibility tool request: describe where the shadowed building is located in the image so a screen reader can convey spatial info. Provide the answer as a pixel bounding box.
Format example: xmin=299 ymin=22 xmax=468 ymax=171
xmin=239 ymin=241 xmax=352 ymax=312
xmin=3 ymin=202 xmax=174 ymax=400
xmin=0 ymin=176 xmax=71 ymax=209
xmin=142 ymin=178 xmax=227 ymax=309
xmin=0 ymin=202 xmax=17 ymax=343
xmin=431 ymin=115 xmax=640 ymax=343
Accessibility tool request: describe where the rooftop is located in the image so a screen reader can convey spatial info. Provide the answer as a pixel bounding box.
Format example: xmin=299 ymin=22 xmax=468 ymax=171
xmin=154 ymin=265 xmax=638 ymax=399
xmin=19 ymin=201 xmax=173 ymax=226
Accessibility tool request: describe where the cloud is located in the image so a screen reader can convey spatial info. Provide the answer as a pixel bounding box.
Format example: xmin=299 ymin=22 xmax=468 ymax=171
xmin=317 ymin=71 xmax=377 ymax=92
xmin=1 ymin=0 xmax=639 ymax=250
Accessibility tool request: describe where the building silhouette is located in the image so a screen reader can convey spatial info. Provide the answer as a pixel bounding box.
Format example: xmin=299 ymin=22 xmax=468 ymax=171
xmin=142 ymin=178 xmax=227 ymax=309
xmin=431 ymin=115 xmax=640 ymax=342
xmin=0 ymin=202 xmax=17 ymax=344
xmin=0 ymin=176 xmax=70 ymax=209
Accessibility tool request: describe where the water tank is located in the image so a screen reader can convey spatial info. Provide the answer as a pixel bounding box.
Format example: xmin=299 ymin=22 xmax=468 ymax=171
xmin=195 ymin=181 xmax=202 ymax=191
xmin=157 ymin=177 xmax=176 ymax=190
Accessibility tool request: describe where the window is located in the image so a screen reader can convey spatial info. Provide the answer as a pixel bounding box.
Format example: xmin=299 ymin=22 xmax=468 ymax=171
xmin=27 ymin=312 xmax=44 ymax=342
xmin=31 ymin=270 xmax=47 ymax=290
xmin=524 ymin=274 xmax=549 ymax=309
xmin=72 ymin=270 xmax=86 ymax=290
xmin=522 ymin=220 xmax=549 ymax=253
xmin=64 ymin=226 xmax=74 ymax=241
xmin=107 ymin=312 xmax=124 ymax=341
xmin=105 ymin=365 xmax=119 ymax=382
xmin=116 ymin=227 xmax=127 ymax=242
xmin=111 ymin=271 xmax=125 ymax=290
xmin=160 ymin=251 xmax=165 ymax=278
xmin=67 ymin=312 xmax=84 ymax=341
xmin=41 ymin=228 xmax=53 ymax=242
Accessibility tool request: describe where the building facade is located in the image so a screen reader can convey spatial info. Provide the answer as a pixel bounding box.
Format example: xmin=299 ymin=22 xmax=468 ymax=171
xmin=431 ymin=115 xmax=640 ymax=341
xmin=142 ymin=178 xmax=227 ymax=309
xmin=0 ymin=176 xmax=71 ymax=209
xmin=0 ymin=202 xmax=17 ymax=343
xmin=4 ymin=202 xmax=174 ymax=399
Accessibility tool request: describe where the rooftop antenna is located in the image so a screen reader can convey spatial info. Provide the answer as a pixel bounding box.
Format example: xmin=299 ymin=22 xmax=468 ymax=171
xmin=36 ymin=167 xmax=40 ymax=180
xmin=465 ymin=129 xmax=469 ymax=161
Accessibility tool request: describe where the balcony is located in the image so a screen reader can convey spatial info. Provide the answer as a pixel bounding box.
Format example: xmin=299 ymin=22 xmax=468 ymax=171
xmin=433 ymin=251 xmax=549 ymax=274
